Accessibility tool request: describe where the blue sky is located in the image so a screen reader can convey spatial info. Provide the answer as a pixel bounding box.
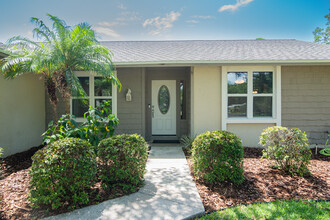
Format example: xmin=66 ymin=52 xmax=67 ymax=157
xmin=0 ymin=0 xmax=329 ymax=43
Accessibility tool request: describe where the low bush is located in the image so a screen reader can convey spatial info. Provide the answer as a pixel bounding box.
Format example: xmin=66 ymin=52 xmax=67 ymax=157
xmin=29 ymin=138 xmax=97 ymax=210
xmin=42 ymin=100 xmax=119 ymax=148
xmin=98 ymin=134 xmax=148 ymax=192
xmin=192 ymin=130 xmax=244 ymax=185
xmin=260 ymin=126 xmax=312 ymax=176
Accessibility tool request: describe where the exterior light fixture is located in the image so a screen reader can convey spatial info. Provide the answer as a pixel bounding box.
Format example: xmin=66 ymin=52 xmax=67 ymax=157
xmin=126 ymin=88 xmax=132 ymax=102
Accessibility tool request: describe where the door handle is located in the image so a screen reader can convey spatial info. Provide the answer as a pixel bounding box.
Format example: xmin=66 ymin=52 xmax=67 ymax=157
xmin=152 ymin=105 xmax=154 ymax=118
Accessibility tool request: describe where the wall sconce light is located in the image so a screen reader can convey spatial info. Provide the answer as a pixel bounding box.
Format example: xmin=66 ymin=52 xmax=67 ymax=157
xmin=126 ymin=88 xmax=132 ymax=102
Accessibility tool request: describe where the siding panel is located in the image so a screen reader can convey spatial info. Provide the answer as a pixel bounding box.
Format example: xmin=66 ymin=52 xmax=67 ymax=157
xmin=116 ymin=68 xmax=144 ymax=135
xmin=282 ymin=66 xmax=330 ymax=145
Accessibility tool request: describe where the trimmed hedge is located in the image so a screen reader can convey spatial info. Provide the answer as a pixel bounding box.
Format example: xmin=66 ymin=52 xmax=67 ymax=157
xmin=98 ymin=134 xmax=148 ymax=191
xmin=192 ymin=130 xmax=244 ymax=185
xmin=29 ymin=138 xmax=97 ymax=210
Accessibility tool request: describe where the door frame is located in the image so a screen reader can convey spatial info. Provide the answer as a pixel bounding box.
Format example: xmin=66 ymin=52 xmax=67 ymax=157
xmin=145 ymin=67 xmax=191 ymax=141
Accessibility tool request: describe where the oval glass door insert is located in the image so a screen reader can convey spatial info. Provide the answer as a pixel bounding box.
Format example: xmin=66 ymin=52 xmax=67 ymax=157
xmin=158 ymin=85 xmax=170 ymax=114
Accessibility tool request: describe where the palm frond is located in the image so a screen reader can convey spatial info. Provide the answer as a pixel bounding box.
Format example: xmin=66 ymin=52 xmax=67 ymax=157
xmin=31 ymin=17 xmax=55 ymax=42
xmin=6 ymin=36 xmax=40 ymax=49
xmin=65 ymin=69 xmax=88 ymax=105
xmin=1 ymin=13 xmax=121 ymax=118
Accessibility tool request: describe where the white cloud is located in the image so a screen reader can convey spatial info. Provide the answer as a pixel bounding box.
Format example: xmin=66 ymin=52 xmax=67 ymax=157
xmin=187 ymin=15 xmax=214 ymax=24
xmin=117 ymin=11 xmax=141 ymax=23
xmin=218 ymin=0 xmax=254 ymax=12
xmin=97 ymin=21 xmax=118 ymax=27
xmin=192 ymin=15 xmax=213 ymax=19
xmin=186 ymin=20 xmax=199 ymax=24
xmin=94 ymin=26 xmax=120 ymax=38
xmin=143 ymin=11 xmax=181 ymax=35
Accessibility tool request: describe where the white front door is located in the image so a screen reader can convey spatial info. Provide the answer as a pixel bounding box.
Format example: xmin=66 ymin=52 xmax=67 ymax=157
xmin=152 ymin=80 xmax=176 ymax=135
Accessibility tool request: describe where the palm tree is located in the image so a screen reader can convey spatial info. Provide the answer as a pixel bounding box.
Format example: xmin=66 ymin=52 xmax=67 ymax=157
xmin=0 ymin=14 xmax=121 ymax=122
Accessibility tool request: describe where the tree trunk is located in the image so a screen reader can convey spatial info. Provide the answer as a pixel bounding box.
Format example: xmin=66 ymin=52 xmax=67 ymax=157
xmin=65 ymin=97 xmax=70 ymax=115
xmin=52 ymin=102 xmax=58 ymax=123
xmin=45 ymin=78 xmax=58 ymax=122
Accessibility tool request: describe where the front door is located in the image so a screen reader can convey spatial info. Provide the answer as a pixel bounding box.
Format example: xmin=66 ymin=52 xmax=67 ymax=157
xmin=152 ymin=80 xmax=176 ymax=135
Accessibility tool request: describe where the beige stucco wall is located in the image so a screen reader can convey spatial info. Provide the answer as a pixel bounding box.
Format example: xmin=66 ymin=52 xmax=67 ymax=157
xmin=190 ymin=65 xmax=277 ymax=147
xmin=191 ymin=66 xmax=221 ymax=135
xmin=0 ymin=74 xmax=45 ymax=157
xmin=282 ymin=65 xmax=330 ymax=145
xmin=227 ymin=123 xmax=275 ymax=147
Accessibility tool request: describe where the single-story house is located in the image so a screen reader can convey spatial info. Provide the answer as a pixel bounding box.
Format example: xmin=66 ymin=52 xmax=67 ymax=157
xmin=1 ymin=39 xmax=330 ymax=157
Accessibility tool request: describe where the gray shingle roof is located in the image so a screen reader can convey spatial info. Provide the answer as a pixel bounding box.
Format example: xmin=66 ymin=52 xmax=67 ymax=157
xmin=101 ymin=40 xmax=330 ymax=65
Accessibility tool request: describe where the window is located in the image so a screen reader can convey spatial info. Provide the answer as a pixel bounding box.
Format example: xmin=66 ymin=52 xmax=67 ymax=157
xmin=252 ymin=72 xmax=273 ymax=117
xmin=227 ymin=72 xmax=248 ymax=117
xmin=221 ymin=66 xmax=281 ymax=130
xmin=227 ymin=71 xmax=273 ymax=118
xmin=71 ymin=72 xmax=116 ymax=121
xmin=180 ymin=80 xmax=186 ymax=120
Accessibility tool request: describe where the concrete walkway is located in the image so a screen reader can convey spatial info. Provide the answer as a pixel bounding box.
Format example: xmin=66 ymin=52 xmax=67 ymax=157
xmin=45 ymin=145 xmax=205 ymax=220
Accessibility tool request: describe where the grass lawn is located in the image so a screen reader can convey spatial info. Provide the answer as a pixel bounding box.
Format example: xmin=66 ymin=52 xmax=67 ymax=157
xmin=199 ymin=200 xmax=330 ymax=220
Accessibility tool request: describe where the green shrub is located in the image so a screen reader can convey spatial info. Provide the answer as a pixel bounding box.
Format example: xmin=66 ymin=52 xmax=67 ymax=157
xmin=260 ymin=126 xmax=312 ymax=176
xmin=192 ymin=130 xmax=244 ymax=185
xmin=98 ymin=134 xmax=148 ymax=191
xmin=42 ymin=100 xmax=119 ymax=147
xmin=29 ymin=138 xmax=97 ymax=210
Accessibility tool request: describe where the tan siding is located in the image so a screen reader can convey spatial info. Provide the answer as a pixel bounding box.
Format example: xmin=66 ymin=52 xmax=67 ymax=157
xmin=282 ymin=66 xmax=330 ymax=144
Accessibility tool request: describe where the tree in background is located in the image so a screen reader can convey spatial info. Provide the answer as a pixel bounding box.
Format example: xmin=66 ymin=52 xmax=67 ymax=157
xmin=0 ymin=14 xmax=121 ymax=122
xmin=313 ymin=9 xmax=330 ymax=44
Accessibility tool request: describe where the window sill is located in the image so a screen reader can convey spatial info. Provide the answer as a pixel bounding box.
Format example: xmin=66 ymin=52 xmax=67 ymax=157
xmin=226 ymin=118 xmax=278 ymax=124
xmin=74 ymin=118 xmax=86 ymax=123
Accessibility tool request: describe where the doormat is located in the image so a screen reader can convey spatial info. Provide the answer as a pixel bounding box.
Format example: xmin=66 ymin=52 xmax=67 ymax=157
xmin=152 ymin=140 xmax=180 ymax=143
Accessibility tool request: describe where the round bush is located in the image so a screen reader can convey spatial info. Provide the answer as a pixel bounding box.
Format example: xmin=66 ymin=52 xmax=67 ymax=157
xmin=29 ymin=138 xmax=97 ymax=210
xmin=260 ymin=126 xmax=311 ymax=176
xmin=97 ymin=134 xmax=148 ymax=191
xmin=192 ymin=130 xmax=244 ymax=185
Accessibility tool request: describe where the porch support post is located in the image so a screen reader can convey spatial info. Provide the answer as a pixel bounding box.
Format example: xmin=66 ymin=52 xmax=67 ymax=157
xmin=221 ymin=66 xmax=227 ymax=130
xmin=141 ymin=68 xmax=146 ymax=137
xmin=190 ymin=67 xmax=195 ymax=136
xmin=275 ymin=65 xmax=282 ymax=126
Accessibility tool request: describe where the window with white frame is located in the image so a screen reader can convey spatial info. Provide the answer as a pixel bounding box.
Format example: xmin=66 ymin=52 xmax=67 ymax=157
xmin=71 ymin=72 xmax=116 ymax=120
xmin=221 ymin=66 xmax=281 ymax=130
xmin=226 ymin=68 xmax=275 ymax=119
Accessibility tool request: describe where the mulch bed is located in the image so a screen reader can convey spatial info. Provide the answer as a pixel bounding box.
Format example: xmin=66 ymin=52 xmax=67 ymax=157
xmin=186 ymin=148 xmax=330 ymax=213
xmin=1 ymin=147 xmax=329 ymax=219
xmin=0 ymin=146 xmax=137 ymax=220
